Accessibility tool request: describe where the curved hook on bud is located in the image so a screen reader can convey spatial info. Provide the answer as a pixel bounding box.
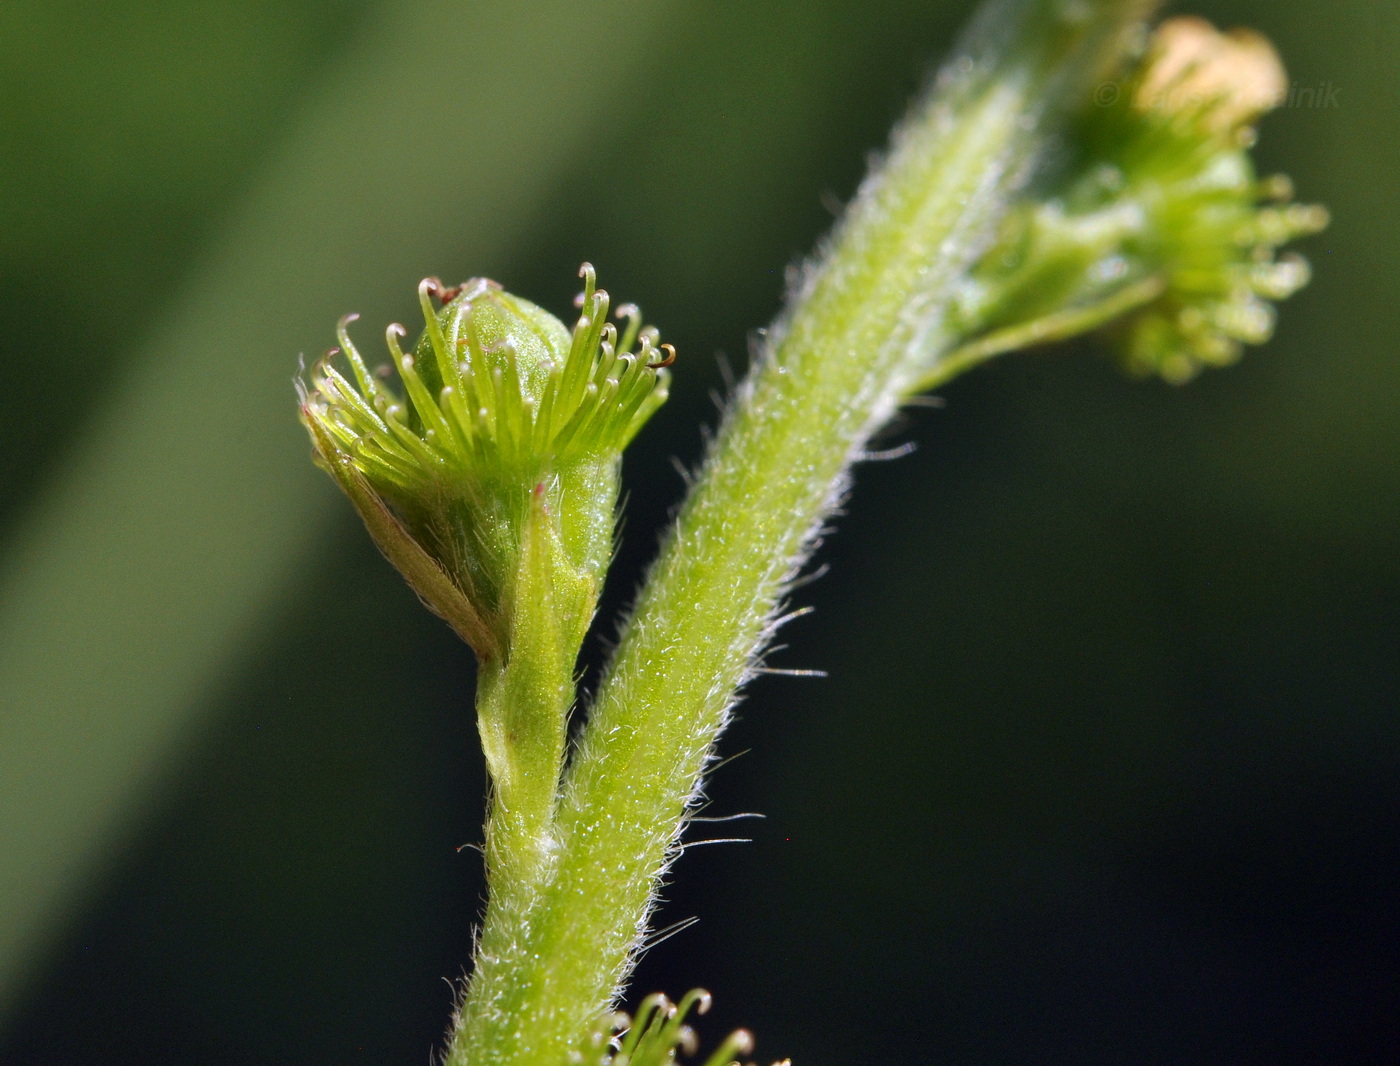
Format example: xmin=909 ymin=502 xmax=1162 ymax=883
xmin=589 ymin=989 xmax=774 ymax=1066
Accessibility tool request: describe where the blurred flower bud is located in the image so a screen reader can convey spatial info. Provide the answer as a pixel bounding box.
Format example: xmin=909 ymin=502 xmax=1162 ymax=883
xmin=944 ymin=17 xmax=1327 ymax=386
xmin=1133 ymin=17 xmax=1287 ymax=136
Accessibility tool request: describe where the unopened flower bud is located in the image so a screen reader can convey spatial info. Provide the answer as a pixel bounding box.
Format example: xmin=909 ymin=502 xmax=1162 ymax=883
xmin=299 ymin=265 xmax=672 ymax=660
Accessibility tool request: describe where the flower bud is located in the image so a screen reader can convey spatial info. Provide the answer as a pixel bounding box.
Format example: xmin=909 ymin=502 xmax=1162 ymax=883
xmin=944 ymin=17 xmax=1326 ymax=385
xmin=299 ymin=265 xmax=672 ymax=661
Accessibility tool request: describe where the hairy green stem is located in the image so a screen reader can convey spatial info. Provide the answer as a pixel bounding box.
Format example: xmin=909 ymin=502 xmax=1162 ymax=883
xmin=448 ymin=2 xmax=1154 ymax=1063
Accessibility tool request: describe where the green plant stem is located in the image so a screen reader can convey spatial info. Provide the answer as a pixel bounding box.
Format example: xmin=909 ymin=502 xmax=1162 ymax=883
xmin=910 ymin=274 xmax=1168 ymax=392
xmin=449 ymin=2 xmax=1154 ymax=1063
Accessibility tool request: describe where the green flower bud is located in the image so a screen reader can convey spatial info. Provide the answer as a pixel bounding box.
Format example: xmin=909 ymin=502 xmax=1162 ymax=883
xmin=942 ymin=17 xmax=1327 ymax=386
xmin=299 ymin=265 xmax=672 ymax=661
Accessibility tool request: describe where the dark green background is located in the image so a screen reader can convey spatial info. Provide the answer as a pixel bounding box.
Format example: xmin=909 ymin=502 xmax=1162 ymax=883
xmin=2 ymin=0 xmax=1396 ymax=1062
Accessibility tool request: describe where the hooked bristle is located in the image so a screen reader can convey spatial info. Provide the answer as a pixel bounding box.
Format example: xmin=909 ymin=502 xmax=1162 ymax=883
xmin=299 ymin=265 xmax=673 ymax=492
xmin=584 ymin=990 xmax=780 ymax=1066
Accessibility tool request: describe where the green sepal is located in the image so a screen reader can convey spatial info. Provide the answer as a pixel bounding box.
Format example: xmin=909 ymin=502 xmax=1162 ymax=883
xmin=301 ymin=412 xmax=499 ymax=658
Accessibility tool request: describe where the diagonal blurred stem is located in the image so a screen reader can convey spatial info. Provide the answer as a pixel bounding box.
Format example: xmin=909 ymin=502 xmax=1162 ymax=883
xmin=910 ymin=274 xmax=1168 ymax=392
xmin=450 ymin=1 xmax=1156 ymax=1063
xmin=0 ymin=0 xmax=682 ymax=1023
